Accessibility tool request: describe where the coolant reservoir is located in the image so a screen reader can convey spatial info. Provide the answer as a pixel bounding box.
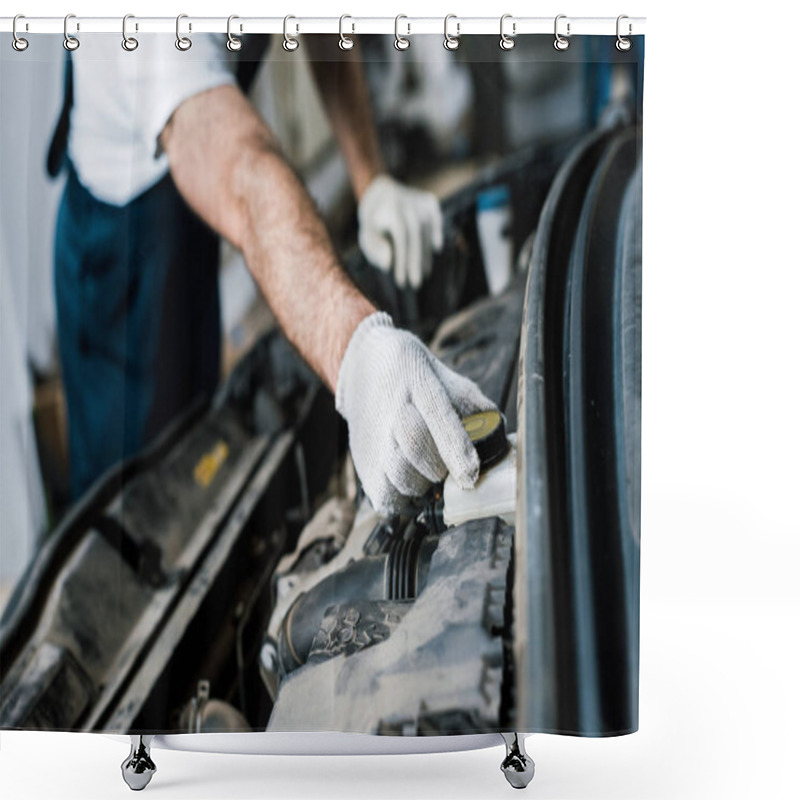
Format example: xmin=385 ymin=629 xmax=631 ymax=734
xmin=443 ymin=411 xmax=517 ymax=527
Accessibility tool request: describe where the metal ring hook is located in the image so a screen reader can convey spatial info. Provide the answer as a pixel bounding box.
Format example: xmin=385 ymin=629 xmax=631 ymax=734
xmin=444 ymin=14 xmax=460 ymax=51
xmin=227 ymin=15 xmax=242 ymax=51
xmin=12 ymin=14 xmax=29 ymax=52
xmin=616 ymin=15 xmax=632 ymax=51
xmin=283 ymin=15 xmax=299 ymax=52
xmin=499 ymin=14 xmax=515 ymax=51
xmin=121 ymin=14 xmax=138 ymax=51
xmin=339 ymin=14 xmax=355 ymax=50
xmin=63 ymin=14 xmax=80 ymax=51
xmin=394 ymin=15 xmax=410 ymax=51
xmin=554 ymin=14 xmax=570 ymax=51
xmin=176 ymin=13 xmax=192 ymax=51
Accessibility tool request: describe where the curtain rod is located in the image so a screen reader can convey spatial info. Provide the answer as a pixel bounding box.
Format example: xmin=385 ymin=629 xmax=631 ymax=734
xmin=0 ymin=16 xmax=646 ymax=37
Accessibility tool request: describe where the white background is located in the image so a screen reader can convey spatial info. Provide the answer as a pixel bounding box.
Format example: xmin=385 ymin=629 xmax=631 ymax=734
xmin=2 ymin=1 xmax=799 ymax=798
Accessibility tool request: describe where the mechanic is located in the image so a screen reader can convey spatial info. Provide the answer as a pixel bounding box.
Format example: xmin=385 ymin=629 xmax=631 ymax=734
xmin=51 ymin=34 xmax=495 ymax=513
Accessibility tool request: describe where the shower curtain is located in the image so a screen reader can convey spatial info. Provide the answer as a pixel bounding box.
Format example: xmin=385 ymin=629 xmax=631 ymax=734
xmin=0 ymin=23 xmax=643 ymax=741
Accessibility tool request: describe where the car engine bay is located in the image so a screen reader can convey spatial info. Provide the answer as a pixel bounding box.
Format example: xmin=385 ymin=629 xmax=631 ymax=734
xmin=0 ymin=124 xmax=641 ymax=738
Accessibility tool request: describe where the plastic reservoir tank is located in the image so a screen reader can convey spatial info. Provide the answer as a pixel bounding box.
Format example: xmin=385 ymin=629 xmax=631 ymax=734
xmin=443 ymin=411 xmax=517 ymax=528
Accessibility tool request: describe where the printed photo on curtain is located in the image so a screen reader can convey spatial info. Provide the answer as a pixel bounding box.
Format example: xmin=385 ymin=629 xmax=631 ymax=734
xmin=0 ymin=21 xmax=643 ymax=757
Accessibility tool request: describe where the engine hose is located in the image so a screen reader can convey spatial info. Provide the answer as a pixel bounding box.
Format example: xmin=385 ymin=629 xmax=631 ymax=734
xmin=277 ymin=535 xmax=438 ymax=676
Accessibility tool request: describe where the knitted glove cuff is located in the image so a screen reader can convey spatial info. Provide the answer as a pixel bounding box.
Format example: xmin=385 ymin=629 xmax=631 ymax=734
xmin=335 ymin=311 xmax=394 ymax=415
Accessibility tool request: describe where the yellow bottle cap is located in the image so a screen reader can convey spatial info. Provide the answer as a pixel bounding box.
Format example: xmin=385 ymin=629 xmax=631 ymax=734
xmin=461 ymin=410 xmax=509 ymax=469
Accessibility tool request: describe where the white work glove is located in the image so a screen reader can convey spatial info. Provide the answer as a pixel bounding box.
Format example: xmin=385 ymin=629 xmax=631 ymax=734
xmin=336 ymin=311 xmax=495 ymax=514
xmin=358 ymin=175 xmax=444 ymax=290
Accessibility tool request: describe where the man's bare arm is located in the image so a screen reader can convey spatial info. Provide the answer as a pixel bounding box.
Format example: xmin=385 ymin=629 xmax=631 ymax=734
xmin=306 ymin=40 xmax=385 ymax=201
xmin=159 ymin=84 xmax=375 ymax=391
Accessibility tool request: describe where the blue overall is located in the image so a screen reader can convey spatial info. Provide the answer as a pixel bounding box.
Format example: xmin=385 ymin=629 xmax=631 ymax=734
xmin=54 ymin=165 xmax=220 ymax=499
xmin=50 ymin=44 xmax=268 ymax=500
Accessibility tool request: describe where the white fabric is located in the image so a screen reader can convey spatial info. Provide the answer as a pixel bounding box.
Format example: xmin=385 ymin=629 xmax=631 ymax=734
xmin=0 ymin=243 xmax=46 ymax=587
xmin=0 ymin=52 xmax=61 ymax=373
xmin=335 ymin=312 xmax=494 ymax=513
xmin=68 ymin=34 xmax=237 ymax=206
xmin=358 ymin=175 xmax=444 ymax=289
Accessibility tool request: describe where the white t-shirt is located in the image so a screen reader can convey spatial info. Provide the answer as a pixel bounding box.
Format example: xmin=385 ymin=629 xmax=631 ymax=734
xmin=68 ymin=34 xmax=237 ymax=206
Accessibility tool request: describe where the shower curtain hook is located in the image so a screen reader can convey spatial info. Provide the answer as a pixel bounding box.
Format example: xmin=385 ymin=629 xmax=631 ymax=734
xmin=227 ymin=15 xmax=242 ymax=51
xmin=394 ymin=15 xmax=410 ymax=51
xmin=616 ymin=15 xmax=632 ymax=51
xmin=63 ymin=14 xmax=80 ymax=51
xmin=176 ymin=14 xmax=192 ymax=51
xmin=339 ymin=15 xmax=355 ymax=50
xmin=121 ymin=14 xmax=138 ymax=51
xmin=283 ymin=15 xmax=299 ymax=51
xmin=499 ymin=14 xmax=516 ymax=50
xmin=554 ymin=14 xmax=570 ymax=51
xmin=444 ymin=14 xmax=460 ymax=51
xmin=11 ymin=14 xmax=29 ymax=52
